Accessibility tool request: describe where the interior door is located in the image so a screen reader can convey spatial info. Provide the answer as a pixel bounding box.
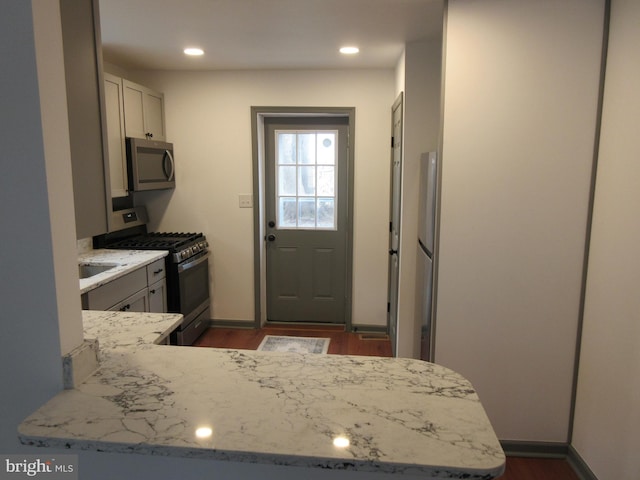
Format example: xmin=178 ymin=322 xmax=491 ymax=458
xmin=265 ymin=117 xmax=349 ymax=323
xmin=388 ymin=94 xmax=403 ymax=354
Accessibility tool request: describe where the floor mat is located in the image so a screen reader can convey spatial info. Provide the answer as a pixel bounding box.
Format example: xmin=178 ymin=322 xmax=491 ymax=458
xmin=257 ymin=335 xmax=330 ymax=354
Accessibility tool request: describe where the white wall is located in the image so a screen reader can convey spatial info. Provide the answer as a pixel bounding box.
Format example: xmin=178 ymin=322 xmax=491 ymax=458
xmin=396 ymin=39 xmax=442 ymax=358
xmin=436 ymin=0 xmax=604 ymax=441
xmin=572 ymin=0 xmax=640 ymax=477
xmin=130 ymin=69 xmax=395 ymax=327
xmin=394 ymin=51 xmax=405 ymax=98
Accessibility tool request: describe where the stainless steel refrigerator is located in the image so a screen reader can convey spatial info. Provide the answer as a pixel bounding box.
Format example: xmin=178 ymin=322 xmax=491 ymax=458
xmin=417 ymin=151 xmax=437 ymax=362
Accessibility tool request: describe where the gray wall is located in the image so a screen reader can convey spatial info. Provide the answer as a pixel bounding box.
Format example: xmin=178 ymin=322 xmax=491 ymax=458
xmin=0 ymin=0 xmax=63 ymax=454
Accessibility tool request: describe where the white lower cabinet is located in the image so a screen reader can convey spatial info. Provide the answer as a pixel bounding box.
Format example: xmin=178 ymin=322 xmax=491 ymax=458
xmin=82 ymin=259 xmax=167 ymax=313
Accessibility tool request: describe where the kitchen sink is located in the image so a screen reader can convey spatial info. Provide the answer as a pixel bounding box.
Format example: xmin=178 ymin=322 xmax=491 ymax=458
xmin=78 ymin=263 xmax=118 ymax=279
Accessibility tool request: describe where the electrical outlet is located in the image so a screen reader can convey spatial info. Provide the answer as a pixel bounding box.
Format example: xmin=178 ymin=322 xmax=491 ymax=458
xmin=239 ymin=194 xmax=253 ymax=208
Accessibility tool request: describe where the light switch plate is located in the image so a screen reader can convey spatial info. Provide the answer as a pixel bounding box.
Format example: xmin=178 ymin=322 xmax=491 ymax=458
xmin=239 ymin=194 xmax=253 ymax=208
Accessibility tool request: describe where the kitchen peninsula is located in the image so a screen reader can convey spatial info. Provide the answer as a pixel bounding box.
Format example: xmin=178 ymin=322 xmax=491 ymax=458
xmin=19 ymin=311 xmax=504 ymax=478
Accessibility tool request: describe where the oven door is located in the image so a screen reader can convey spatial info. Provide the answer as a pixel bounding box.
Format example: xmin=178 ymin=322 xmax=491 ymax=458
xmin=173 ymin=251 xmax=210 ymax=318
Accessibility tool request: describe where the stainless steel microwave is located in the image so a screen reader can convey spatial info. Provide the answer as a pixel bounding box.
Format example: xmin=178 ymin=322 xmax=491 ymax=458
xmin=126 ymin=137 xmax=175 ymax=191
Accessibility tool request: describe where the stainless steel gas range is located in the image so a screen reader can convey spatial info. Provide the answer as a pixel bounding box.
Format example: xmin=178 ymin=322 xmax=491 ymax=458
xmin=95 ymin=208 xmax=210 ymax=346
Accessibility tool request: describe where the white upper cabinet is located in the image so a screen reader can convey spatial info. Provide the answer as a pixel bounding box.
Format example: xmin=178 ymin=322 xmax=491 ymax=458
xmin=123 ymin=79 xmax=166 ymax=141
xmin=104 ymin=73 xmax=128 ymax=198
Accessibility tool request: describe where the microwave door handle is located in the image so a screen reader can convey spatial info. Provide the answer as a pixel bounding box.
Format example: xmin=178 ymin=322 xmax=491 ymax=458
xmin=164 ymin=150 xmax=175 ymax=181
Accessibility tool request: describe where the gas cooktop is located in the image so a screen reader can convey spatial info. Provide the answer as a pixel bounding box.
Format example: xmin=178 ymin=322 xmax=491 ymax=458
xmin=108 ymin=232 xmax=202 ymax=251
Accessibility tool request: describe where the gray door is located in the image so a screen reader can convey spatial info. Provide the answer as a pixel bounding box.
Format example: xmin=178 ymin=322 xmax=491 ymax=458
xmin=388 ymin=94 xmax=403 ymax=353
xmin=265 ymin=117 xmax=349 ymax=323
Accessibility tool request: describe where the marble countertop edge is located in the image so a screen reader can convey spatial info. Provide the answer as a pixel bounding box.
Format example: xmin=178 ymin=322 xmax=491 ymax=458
xmin=17 ymin=432 xmax=503 ymax=478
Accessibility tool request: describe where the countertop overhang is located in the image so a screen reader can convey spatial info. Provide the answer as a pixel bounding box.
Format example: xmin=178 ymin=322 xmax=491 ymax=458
xmin=19 ymin=311 xmax=505 ymax=478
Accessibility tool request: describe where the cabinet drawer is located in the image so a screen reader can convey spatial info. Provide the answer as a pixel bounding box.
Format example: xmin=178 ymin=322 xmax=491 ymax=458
xmin=109 ymin=287 xmax=148 ymax=313
xmin=147 ymin=258 xmax=166 ymax=283
xmin=83 ymin=267 xmax=147 ymax=311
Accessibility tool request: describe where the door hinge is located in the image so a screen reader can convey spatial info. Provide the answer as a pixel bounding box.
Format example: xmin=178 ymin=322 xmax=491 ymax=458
xmin=389 ymin=221 xmax=392 ymax=233
xmin=391 ymin=136 xmax=395 ymax=148
xmin=387 ymin=302 xmax=391 ymax=313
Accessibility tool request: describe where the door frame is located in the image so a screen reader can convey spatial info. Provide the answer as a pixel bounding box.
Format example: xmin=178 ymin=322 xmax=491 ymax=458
xmin=251 ymin=106 xmax=355 ymax=330
xmin=387 ymin=93 xmax=403 ymax=356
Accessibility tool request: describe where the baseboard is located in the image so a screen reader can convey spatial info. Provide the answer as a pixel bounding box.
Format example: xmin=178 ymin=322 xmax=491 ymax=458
xmin=351 ymin=324 xmax=388 ymax=334
xmin=567 ymin=445 xmax=599 ymax=480
xmin=208 ymin=319 xmax=256 ymax=328
xmin=500 ymin=440 xmax=568 ymax=458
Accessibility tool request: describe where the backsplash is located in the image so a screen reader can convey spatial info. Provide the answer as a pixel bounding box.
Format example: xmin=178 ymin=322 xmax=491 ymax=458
xmin=77 ymin=237 xmax=93 ymax=254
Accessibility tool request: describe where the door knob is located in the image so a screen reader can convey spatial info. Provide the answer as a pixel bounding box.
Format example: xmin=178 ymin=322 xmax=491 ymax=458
xmin=267 ymin=234 xmax=276 ymax=242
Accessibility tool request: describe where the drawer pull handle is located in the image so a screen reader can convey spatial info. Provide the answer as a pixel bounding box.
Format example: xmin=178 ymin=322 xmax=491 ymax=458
xmin=153 ymin=269 xmax=163 ymax=275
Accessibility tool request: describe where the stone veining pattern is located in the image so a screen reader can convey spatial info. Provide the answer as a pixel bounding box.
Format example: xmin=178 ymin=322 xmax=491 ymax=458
xmin=78 ymin=249 xmax=168 ymax=294
xmin=19 ymin=311 xmax=505 ymax=478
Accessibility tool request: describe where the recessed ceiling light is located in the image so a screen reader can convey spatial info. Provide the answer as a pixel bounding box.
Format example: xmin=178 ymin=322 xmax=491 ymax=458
xmin=184 ymin=48 xmax=204 ymax=56
xmin=339 ymin=46 xmax=359 ymax=55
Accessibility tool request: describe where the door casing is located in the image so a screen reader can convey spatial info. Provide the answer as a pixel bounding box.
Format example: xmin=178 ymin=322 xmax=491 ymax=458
xmin=388 ymin=93 xmax=403 ymax=356
xmin=251 ymin=106 xmax=355 ymax=329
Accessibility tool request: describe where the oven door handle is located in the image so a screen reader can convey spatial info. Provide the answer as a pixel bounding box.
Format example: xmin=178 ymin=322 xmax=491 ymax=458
xmin=177 ymin=251 xmax=209 ymax=273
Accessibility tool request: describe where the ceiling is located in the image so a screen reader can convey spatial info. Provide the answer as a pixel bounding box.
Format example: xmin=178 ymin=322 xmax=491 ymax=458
xmin=98 ymin=0 xmax=443 ymax=71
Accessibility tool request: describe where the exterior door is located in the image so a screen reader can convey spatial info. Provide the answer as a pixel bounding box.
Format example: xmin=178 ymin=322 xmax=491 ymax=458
xmin=388 ymin=94 xmax=403 ymax=354
xmin=265 ymin=117 xmax=349 ymax=323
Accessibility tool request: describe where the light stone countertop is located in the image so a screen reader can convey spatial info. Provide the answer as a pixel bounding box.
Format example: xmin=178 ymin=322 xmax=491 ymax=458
xmin=78 ymin=249 xmax=169 ymax=294
xmin=19 ymin=311 xmax=505 ymax=478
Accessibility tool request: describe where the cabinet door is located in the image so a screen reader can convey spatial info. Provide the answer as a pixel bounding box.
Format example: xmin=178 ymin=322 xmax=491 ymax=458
xmin=123 ymin=79 xmax=166 ymax=141
xmin=122 ymin=80 xmax=145 ymax=139
xmin=143 ymin=90 xmax=166 ymax=141
xmin=148 ymin=279 xmax=167 ymax=313
xmin=104 ymin=73 xmax=128 ymax=198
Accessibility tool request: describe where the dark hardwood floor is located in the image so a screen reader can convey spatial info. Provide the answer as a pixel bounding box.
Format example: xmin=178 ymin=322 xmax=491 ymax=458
xmin=195 ymin=325 xmax=580 ymax=479
xmin=499 ymin=456 xmax=580 ymax=479
xmin=194 ymin=323 xmax=393 ymax=357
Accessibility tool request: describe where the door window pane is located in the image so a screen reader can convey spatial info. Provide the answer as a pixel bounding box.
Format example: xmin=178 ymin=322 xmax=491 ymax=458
xmin=317 ymin=166 xmax=334 ymax=196
xmin=278 ymin=166 xmax=296 ymax=196
xmin=317 ymin=198 xmax=335 ymax=228
xmin=278 ymin=198 xmax=297 ymax=228
xmin=317 ymin=133 xmax=335 ymax=165
xmin=298 ymin=134 xmax=316 ymax=164
xmin=298 ymin=198 xmax=316 ymax=227
xmin=298 ymin=166 xmax=315 ymax=196
xmin=278 ymin=134 xmax=296 ymax=164
xmin=275 ymin=130 xmax=338 ymax=230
